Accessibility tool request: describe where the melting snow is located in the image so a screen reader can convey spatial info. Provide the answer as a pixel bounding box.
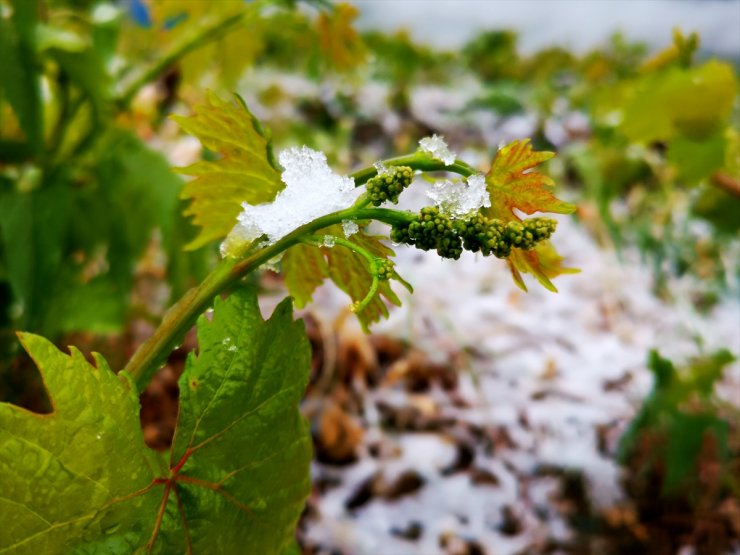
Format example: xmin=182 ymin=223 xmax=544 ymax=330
xmin=342 ymin=220 xmax=359 ymax=238
xmin=373 ymin=161 xmax=391 ymax=176
xmin=221 ymin=146 xmax=358 ymax=257
xmin=427 ymin=173 xmax=491 ymax=217
xmin=419 ymin=134 xmax=457 ymax=166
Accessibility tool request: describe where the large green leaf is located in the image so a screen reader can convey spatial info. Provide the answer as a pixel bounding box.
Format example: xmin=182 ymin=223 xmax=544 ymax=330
xmin=0 ymin=333 xmax=162 ymax=554
xmin=0 ymin=288 xmax=312 ymax=553
xmin=164 ymin=288 xmax=312 ymax=553
xmin=173 ymin=92 xmax=283 ymax=249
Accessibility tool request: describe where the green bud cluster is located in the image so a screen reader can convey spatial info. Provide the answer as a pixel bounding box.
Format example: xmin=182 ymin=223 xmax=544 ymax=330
xmin=366 ymin=166 xmax=414 ymax=206
xmin=391 ymin=208 xmax=557 ymax=260
xmin=374 ymin=258 xmax=396 ymax=280
xmin=455 ymin=214 xmax=557 ymax=258
xmin=390 ymin=207 xmax=464 ymax=259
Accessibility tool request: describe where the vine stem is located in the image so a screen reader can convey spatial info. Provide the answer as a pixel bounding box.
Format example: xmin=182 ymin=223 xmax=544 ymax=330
xmin=349 ymin=152 xmax=477 ymax=184
xmin=124 ymin=155 xmax=475 ymax=392
xmin=115 ymin=9 xmax=252 ymax=107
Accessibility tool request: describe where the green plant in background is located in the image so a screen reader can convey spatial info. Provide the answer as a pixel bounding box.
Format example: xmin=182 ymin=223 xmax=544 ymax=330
xmin=452 ymin=27 xmax=738 ymax=296
xmin=566 ymin=30 xmax=739 ymax=295
xmin=0 ymin=61 xmax=575 ymax=551
xmin=619 ymin=349 xmax=738 ymax=500
xmin=0 ymin=0 xmax=355 ymax=386
xmin=1 ymin=1 xmax=736 ymax=552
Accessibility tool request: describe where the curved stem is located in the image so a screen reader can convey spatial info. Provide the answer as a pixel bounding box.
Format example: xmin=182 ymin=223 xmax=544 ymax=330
xmin=124 ymin=154 xmax=474 ymax=391
xmin=350 ymin=153 xmax=477 ymax=186
xmin=115 ymin=10 xmax=250 ymax=107
xmin=302 ymin=234 xmax=380 ymax=313
xmin=124 ymin=205 xmax=390 ymax=390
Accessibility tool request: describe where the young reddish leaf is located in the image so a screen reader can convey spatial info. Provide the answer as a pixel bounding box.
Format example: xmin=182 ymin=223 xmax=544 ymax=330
xmin=172 ymin=92 xmax=283 ymax=249
xmin=484 ymin=139 xmax=575 ymax=221
xmin=484 ymin=139 xmax=577 ymax=291
xmin=507 ymin=242 xmax=580 ymax=293
xmin=282 ymin=226 xmax=405 ymax=330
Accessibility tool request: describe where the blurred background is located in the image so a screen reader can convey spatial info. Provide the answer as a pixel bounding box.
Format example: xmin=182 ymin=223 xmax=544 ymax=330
xmin=0 ymin=0 xmax=738 ymax=553
xmin=355 ymin=0 xmax=740 ymax=58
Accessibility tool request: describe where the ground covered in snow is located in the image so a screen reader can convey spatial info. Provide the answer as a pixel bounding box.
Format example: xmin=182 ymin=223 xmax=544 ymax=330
xmin=156 ymin=71 xmax=740 ymax=555
xmin=295 ymin=211 xmax=739 ymax=555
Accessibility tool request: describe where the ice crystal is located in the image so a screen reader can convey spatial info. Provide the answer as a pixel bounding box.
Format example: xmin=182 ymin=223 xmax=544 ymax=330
xmin=419 ymin=134 xmax=456 ymax=166
xmin=342 ymin=219 xmax=359 ymax=237
xmin=262 ymin=252 xmax=284 ymax=273
xmin=374 ymin=161 xmax=390 ymax=176
xmin=221 ymin=146 xmax=357 ymax=257
xmin=427 ymin=174 xmax=491 ymax=217
xmin=322 ymin=235 xmax=337 ymax=247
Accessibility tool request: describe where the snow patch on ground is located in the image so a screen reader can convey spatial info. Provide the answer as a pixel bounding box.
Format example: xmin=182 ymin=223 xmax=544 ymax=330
xmin=304 ymin=210 xmax=740 ymax=554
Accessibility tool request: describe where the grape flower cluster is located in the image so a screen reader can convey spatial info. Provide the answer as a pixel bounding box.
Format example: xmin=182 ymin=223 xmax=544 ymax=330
xmin=366 ymin=165 xmax=414 ymax=206
xmin=390 ymin=207 xmax=557 ymax=260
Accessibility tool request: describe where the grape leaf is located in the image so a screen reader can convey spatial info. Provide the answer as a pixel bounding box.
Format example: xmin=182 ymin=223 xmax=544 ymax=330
xmin=483 ymin=139 xmax=576 ymax=291
xmin=621 ymin=60 xmax=738 ymax=143
xmin=282 ymin=226 xmax=405 ymax=330
xmin=282 ymin=242 xmax=330 ymax=310
xmin=508 ymin=242 xmax=580 ymax=293
xmin=0 ymin=288 xmax=312 ymax=553
xmin=0 ymin=333 xmax=162 ymax=554
xmin=484 ymin=139 xmax=575 ymax=221
xmin=162 ymin=288 xmax=312 ymax=553
xmin=172 ymin=92 xmax=283 ymax=249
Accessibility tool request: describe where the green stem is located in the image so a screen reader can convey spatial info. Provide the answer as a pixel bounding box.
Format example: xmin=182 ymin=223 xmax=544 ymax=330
xmin=124 ymin=154 xmax=474 ymax=391
xmin=302 ymin=234 xmax=380 ymax=313
xmin=125 ymin=205 xmax=380 ymax=390
xmin=114 ymin=10 xmax=249 ymax=107
xmin=45 ymin=72 xmax=70 ymax=164
xmin=350 ymin=153 xmax=477 ymax=185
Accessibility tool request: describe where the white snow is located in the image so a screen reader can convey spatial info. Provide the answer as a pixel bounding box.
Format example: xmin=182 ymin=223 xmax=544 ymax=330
xmin=426 ymin=173 xmax=491 ymax=217
xmin=300 ymin=210 xmax=739 ymax=555
xmin=419 ymin=134 xmax=457 ymax=166
xmin=221 ymin=146 xmax=358 ymax=257
xmin=373 ymin=161 xmax=391 ymax=176
xmin=342 ymin=220 xmax=359 ymax=238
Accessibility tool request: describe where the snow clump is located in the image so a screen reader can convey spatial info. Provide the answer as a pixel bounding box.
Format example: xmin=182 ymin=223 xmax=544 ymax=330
xmin=427 ymin=173 xmax=491 ymax=217
xmin=342 ymin=219 xmax=359 ymax=237
xmin=373 ymin=161 xmax=391 ymax=176
xmin=419 ymin=134 xmax=456 ymax=165
xmin=221 ymin=146 xmax=358 ymax=257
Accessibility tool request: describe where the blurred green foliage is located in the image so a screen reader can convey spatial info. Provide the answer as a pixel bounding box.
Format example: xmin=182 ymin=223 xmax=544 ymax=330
xmin=619 ymin=349 xmax=737 ymax=496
